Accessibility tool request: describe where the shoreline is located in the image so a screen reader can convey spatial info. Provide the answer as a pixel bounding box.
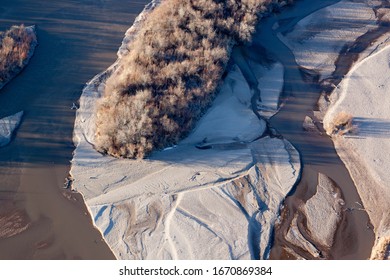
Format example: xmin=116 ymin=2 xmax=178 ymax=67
xmin=256 ymin=0 xmax=378 ymax=259
xmin=323 ymin=34 xmax=390 ymax=259
xmin=71 ymin=0 xmax=161 ymax=259
xmin=268 ymin=0 xmax=390 ymax=259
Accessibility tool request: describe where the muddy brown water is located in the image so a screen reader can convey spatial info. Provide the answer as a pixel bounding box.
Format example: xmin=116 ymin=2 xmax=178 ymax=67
xmin=0 ymin=0 xmax=150 ymax=259
xmin=248 ymin=0 xmax=377 ymax=259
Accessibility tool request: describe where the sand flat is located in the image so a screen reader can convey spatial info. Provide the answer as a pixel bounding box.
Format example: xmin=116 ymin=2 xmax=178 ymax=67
xmin=71 ymin=1 xmax=301 ymax=259
xmin=278 ymin=0 xmax=377 ymax=80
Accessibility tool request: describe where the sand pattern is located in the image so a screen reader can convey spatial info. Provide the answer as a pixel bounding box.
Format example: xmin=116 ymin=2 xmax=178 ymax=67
xmin=71 ymin=0 xmax=301 ymax=260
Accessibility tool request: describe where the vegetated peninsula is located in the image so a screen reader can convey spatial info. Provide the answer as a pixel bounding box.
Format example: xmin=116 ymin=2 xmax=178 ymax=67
xmin=94 ymin=0 xmax=291 ymax=158
xmin=0 ymin=24 xmax=37 ymax=90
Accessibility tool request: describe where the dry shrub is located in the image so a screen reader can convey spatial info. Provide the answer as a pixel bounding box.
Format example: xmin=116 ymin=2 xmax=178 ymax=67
xmin=0 ymin=24 xmax=37 ymax=86
xmin=327 ymin=111 xmax=354 ymax=136
xmin=95 ymin=0 xmax=292 ymax=159
xmin=370 ymin=236 xmax=390 ymax=260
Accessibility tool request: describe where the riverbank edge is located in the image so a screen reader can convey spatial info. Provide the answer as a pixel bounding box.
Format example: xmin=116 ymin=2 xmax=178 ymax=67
xmin=71 ymin=0 xmax=161 ymax=259
xmin=321 ymin=29 xmax=390 ymax=259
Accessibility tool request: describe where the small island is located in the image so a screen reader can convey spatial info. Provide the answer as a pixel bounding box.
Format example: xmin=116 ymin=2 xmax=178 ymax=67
xmin=0 ymin=24 xmax=37 ymax=147
xmin=0 ymin=24 xmax=37 ymax=90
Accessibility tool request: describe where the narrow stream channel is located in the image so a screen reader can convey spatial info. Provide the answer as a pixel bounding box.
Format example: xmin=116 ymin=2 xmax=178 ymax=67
xmin=247 ymin=0 xmax=375 ymax=259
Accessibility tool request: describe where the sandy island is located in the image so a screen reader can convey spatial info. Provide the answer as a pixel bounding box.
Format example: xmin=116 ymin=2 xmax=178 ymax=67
xmin=71 ymin=0 xmax=300 ymax=260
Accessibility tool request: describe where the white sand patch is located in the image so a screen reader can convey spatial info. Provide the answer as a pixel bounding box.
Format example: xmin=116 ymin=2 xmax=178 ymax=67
xmin=181 ymin=66 xmax=265 ymax=145
xmin=231 ymin=47 xmax=284 ymax=118
xmin=323 ymin=42 xmax=390 ymax=248
xmin=253 ymin=62 xmax=284 ymax=118
xmin=0 ymin=111 xmax=23 ymax=147
xmin=73 ymin=134 xmax=300 ymax=259
xmin=303 ymin=173 xmax=343 ymax=248
xmin=279 ymin=0 xmax=377 ymax=80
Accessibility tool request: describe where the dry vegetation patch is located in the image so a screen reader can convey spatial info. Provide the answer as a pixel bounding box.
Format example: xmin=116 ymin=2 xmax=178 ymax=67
xmin=371 ymin=236 xmax=390 ymax=260
xmin=95 ymin=0 xmax=292 ymax=159
xmin=326 ymin=111 xmax=355 ymax=136
xmin=0 ymin=24 xmax=37 ymax=89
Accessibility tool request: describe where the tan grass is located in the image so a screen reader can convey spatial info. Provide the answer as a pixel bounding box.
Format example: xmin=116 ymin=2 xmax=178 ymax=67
xmin=95 ymin=0 xmax=293 ymax=159
xmin=370 ymin=236 xmax=390 ymax=260
xmin=0 ymin=24 xmax=37 ymax=86
xmin=327 ymin=111 xmax=354 ymax=135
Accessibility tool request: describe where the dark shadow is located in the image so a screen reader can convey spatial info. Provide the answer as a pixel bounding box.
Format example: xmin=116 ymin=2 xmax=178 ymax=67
xmin=351 ymin=117 xmax=390 ymax=138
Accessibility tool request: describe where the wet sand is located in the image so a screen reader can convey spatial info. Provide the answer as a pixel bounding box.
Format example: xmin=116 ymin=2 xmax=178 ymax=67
xmin=249 ymin=0 xmax=376 ymax=259
xmin=0 ymin=0 xmax=149 ymax=259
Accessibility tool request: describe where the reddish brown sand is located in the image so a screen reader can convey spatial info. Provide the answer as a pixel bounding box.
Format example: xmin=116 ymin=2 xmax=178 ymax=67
xmin=0 ymin=0 xmax=149 ymax=259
